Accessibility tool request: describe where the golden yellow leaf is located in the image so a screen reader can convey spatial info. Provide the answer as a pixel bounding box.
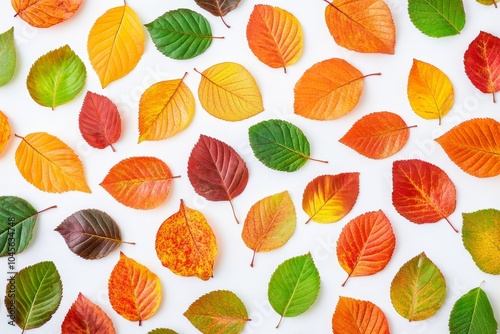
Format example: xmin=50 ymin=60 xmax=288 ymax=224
xmin=87 ymin=5 xmax=145 ymax=88
xmin=0 ymin=111 xmax=10 ymax=155
xmin=15 ymin=132 xmax=91 ymax=193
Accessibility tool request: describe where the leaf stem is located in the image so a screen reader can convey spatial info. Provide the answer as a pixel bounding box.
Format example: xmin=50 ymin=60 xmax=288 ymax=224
xmin=122 ymin=241 xmax=136 ymax=245
xmin=308 ymin=156 xmax=329 ymax=164
xmin=228 ymin=198 xmax=240 ymax=224
xmin=276 ymin=315 xmax=284 ymax=328
xmin=493 ymin=0 xmax=498 ymax=8
xmin=109 ymin=143 xmax=116 ymax=152
xmin=219 ymin=15 xmax=230 ymax=28
xmin=14 ymin=134 xmax=24 ymax=140
xmin=493 ymin=92 xmax=496 ymax=104
xmin=250 ymin=250 xmax=256 ymax=267
xmin=341 ymin=273 xmax=351 ymax=287
xmin=444 ymin=217 xmax=459 ymax=233
xmin=38 ymin=205 xmax=57 ymax=215
xmin=407 ymin=124 xmax=418 ymax=130
xmin=362 ymin=72 xmax=382 ymax=79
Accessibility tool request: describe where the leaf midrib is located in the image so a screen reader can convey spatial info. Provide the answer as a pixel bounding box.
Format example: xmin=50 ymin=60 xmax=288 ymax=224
xmin=253 ymin=195 xmax=288 ymax=252
xmin=0 ymin=211 xmax=37 ymax=238
xmin=280 ymin=258 xmax=310 ymax=318
xmin=22 ymin=268 xmax=51 ymax=332
xmin=416 ymin=0 xmax=461 ymax=34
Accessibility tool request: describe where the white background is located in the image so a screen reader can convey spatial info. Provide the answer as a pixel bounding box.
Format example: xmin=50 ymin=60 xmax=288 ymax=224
xmin=1 ymin=1 xmax=499 ymax=333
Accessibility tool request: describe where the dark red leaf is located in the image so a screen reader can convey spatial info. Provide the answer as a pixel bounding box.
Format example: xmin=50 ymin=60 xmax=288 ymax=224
xmin=61 ymin=293 xmax=116 ymax=334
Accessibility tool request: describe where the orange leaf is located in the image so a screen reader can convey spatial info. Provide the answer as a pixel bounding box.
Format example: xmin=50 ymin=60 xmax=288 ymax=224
xmin=100 ymin=156 xmax=176 ymax=210
xmin=15 ymin=132 xmax=91 ymax=193
xmin=332 ymin=297 xmax=390 ymax=334
xmin=246 ymin=5 xmax=303 ymax=72
xmin=0 ymin=111 xmax=10 ymax=155
xmin=108 ymin=252 xmax=161 ymax=326
xmin=61 ymin=293 xmax=116 ymax=334
xmin=339 ymin=111 xmax=415 ymax=159
xmin=294 ymin=58 xmax=380 ymax=120
xmin=324 ymin=0 xmax=395 ymax=54
xmin=336 ymin=210 xmax=396 ymax=286
xmin=155 ymin=200 xmax=217 ymax=280
xmin=435 ymin=118 xmax=500 ymax=178
xmin=12 ymin=0 xmax=82 ymax=28
xmin=302 ymin=173 xmax=359 ymax=224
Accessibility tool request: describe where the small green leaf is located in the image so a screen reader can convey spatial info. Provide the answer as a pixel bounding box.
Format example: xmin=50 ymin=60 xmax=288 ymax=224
xmin=268 ymin=253 xmax=320 ymax=328
xmin=148 ymin=329 xmax=179 ymax=334
xmin=145 ymin=8 xmax=218 ymax=60
xmin=0 ymin=27 xmax=16 ymax=87
xmin=449 ymin=286 xmax=498 ymax=334
xmin=408 ymin=0 xmax=466 ymax=37
xmin=27 ymin=45 xmax=86 ymax=109
xmin=4 ymin=261 xmax=63 ymax=331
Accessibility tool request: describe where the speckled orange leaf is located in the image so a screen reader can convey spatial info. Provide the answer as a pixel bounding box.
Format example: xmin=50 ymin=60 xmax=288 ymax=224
xmin=324 ymin=0 xmax=395 ymax=54
xmin=332 ymin=297 xmax=390 ymax=334
xmin=12 ymin=0 xmax=83 ymax=28
xmin=108 ymin=252 xmax=161 ymax=326
xmin=61 ymin=293 xmax=116 ymax=334
xmin=0 ymin=111 xmax=10 ymax=155
xmin=155 ymin=200 xmax=217 ymax=280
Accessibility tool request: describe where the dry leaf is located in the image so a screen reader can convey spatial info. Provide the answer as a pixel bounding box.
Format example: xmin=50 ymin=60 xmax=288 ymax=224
xmin=12 ymin=0 xmax=82 ymax=28
xmin=61 ymin=293 xmax=116 ymax=334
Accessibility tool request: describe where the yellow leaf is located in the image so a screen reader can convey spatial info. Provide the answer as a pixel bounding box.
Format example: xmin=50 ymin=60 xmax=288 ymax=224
xmin=87 ymin=5 xmax=145 ymax=88
xmin=196 ymin=62 xmax=264 ymax=121
xmin=407 ymin=59 xmax=454 ymax=124
xmin=138 ymin=73 xmax=195 ymax=142
xmin=0 ymin=111 xmax=10 ymax=155
xmin=15 ymin=132 xmax=91 ymax=193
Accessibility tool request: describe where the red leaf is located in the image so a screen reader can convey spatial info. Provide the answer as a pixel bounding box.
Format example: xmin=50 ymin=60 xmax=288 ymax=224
xmin=61 ymin=293 xmax=116 ymax=334
xmin=392 ymin=159 xmax=458 ymax=232
xmin=79 ymin=91 xmax=121 ymax=151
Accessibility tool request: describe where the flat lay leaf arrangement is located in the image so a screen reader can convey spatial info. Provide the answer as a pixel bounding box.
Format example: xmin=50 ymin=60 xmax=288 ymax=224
xmin=0 ymin=0 xmax=499 ymax=333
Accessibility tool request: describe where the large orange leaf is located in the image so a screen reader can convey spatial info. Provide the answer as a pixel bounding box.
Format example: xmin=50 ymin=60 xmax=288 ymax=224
xmin=12 ymin=0 xmax=82 ymax=28
xmin=302 ymin=173 xmax=359 ymax=224
xmin=324 ymin=0 xmax=395 ymax=54
xmin=435 ymin=118 xmax=500 ymax=178
xmin=332 ymin=297 xmax=390 ymax=334
xmin=246 ymin=5 xmax=303 ymax=72
xmin=108 ymin=252 xmax=161 ymax=325
xmin=155 ymin=200 xmax=217 ymax=280
xmin=0 ymin=111 xmax=10 ymax=155
xmin=100 ymin=156 xmax=177 ymax=210
xmin=15 ymin=132 xmax=90 ymax=193
xmin=87 ymin=5 xmax=145 ymax=88
xmin=294 ymin=58 xmax=380 ymax=120
xmin=61 ymin=293 xmax=116 ymax=334
xmin=241 ymin=191 xmax=296 ymax=267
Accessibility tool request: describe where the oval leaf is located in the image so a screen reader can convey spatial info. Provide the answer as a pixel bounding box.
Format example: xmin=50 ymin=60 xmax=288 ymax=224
xmin=302 ymin=173 xmax=359 ymax=224
xmin=148 ymin=329 xmax=179 ymax=334
xmin=138 ymin=74 xmax=195 ymax=142
xmin=4 ymin=261 xmax=62 ymax=331
xmin=108 ymin=252 xmax=161 ymax=325
xmin=88 ymin=5 xmax=145 ymax=88
xmin=196 ymin=62 xmax=263 ymax=121
xmin=242 ymin=191 xmax=296 ymax=267
xmin=0 ymin=111 xmax=11 ymax=155
xmin=100 ymin=156 xmax=176 ymax=210
xmin=324 ymin=0 xmax=395 ymax=54
xmin=155 ymin=200 xmax=217 ymax=280
xmin=184 ymin=290 xmax=249 ymax=334
xmin=0 ymin=27 xmax=16 ymax=87
xmin=332 ymin=297 xmax=390 ymax=334
xmin=339 ymin=111 xmax=414 ymax=159
xmin=12 ymin=0 xmax=82 ymax=28
xmin=408 ymin=0 xmax=466 ymax=37
xmin=27 ymin=45 xmax=86 ymax=109
xmin=390 ymin=252 xmax=446 ymax=321
xmin=15 ymin=132 xmax=91 ymax=193
xmin=195 ymin=0 xmax=241 ymax=27
xmin=336 ymin=210 xmax=396 ymax=286
xmin=62 ymin=293 xmax=116 ymax=334
xmin=268 ymin=253 xmax=320 ymax=328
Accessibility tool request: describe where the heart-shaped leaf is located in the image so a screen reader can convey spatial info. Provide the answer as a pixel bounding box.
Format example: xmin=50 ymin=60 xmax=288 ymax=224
xmin=0 ymin=111 xmax=10 ymax=155
xmin=332 ymin=297 xmax=390 ymax=334
xmin=61 ymin=293 xmax=116 ymax=334
xmin=194 ymin=0 xmax=241 ymax=28
xmin=408 ymin=0 xmax=466 ymax=37
xmin=12 ymin=0 xmax=82 ymax=28
xmin=0 ymin=27 xmax=16 ymax=87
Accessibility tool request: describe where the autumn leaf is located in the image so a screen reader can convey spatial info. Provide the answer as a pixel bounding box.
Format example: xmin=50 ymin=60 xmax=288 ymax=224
xmin=408 ymin=0 xmax=466 ymax=37
xmin=476 ymin=0 xmax=498 ymax=6
xmin=196 ymin=62 xmax=263 ymax=121
xmin=61 ymin=293 xmax=116 ymax=334
xmin=390 ymin=252 xmax=446 ymax=321
xmin=464 ymin=31 xmax=500 ymax=102
xmin=242 ymin=191 xmax=296 ymax=267
xmin=339 ymin=111 xmax=415 ymax=159
xmin=79 ymin=91 xmax=121 ymax=151
xmin=108 ymin=252 xmax=161 ymax=325
xmin=100 ymin=156 xmax=177 ymax=210
xmin=0 ymin=27 xmax=16 ymax=87
xmin=148 ymin=329 xmax=179 ymax=334
xmin=336 ymin=210 xmax=396 ymax=286
xmin=392 ymin=159 xmax=457 ymax=232
xmin=138 ymin=73 xmax=195 ymax=142
xmin=0 ymin=111 xmax=10 ymax=155
xmin=324 ymin=0 xmax=395 ymax=54
xmin=332 ymin=297 xmax=390 ymax=334
xmin=246 ymin=5 xmax=303 ymax=72
xmin=302 ymin=173 xmax=359 ymax=224
xmin=294 ymin=58 xmax=381 ymax=120
xmin=15 ymin=132 xmax=91 ymax=193
xmin=12 ymin=0 xmax=82 ymax=28
xmin=407 ymin=59 xmax=454 ymax=124
xmin=195 ymin=0 xmax=241 ymax=28
xmin=88 ymin=4 xmax=145 ymax=88
xmin=187 ymin=135 xmax=248 ymax=223
xmin=184 ymin=290 xmax=250 ymax=333
xmin=155 ymin=200 xmax=217 ymax=280
xmin=27 ymin=45 xmax=86 ymax=109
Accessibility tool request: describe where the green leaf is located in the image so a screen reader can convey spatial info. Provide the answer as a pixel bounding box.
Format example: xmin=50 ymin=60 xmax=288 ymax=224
xmin=268 ymin=253 xmax=320 ymax=328
xmin=449 ymin=286 xmax=498 ymax=334
xmin=408 ymin=0 xmax=466 ymax=37
xmin=4 ymin=261 xmax=63 ymax=331
xmin=184 ymin=290 xmax=249 ymax=334
xmin=148 ymin=329 xmax=179 ymax=334
xmin=145 ymin=8 xmax=217 ymax=60
xmin=0 ymin=27 xmax=16 ymax=87
xmin=462 ymin=209 xmax=500 ymax=274
xmin=27 ymin=45 xmax=86 ymax=109
xmin=390 ymin=252 xmax=446 ymax=321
